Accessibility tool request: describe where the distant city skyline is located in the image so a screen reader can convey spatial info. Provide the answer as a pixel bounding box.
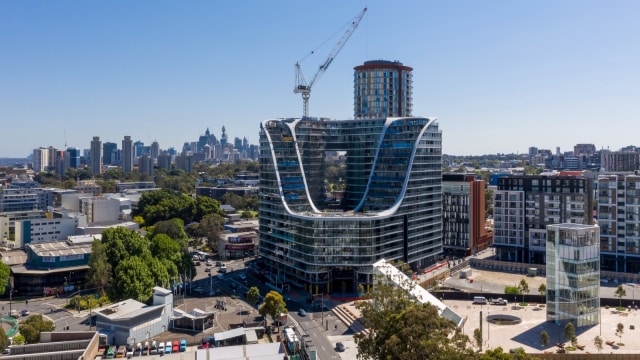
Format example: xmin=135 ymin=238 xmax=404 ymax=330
xmin=2 ymin=1 xmax=640 ymax=157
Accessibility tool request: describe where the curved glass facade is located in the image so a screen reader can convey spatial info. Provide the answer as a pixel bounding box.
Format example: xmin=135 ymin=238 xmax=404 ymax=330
xmin=259 ymin=117 xmax=442 ymax=295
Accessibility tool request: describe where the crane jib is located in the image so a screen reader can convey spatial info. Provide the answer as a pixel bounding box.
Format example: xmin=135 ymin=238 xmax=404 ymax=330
xmin=293 ymin=7 xmax=368 ymax=118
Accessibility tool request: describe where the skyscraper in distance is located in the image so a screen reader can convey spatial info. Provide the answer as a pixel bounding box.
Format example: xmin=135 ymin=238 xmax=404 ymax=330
xmin=90 ymin=136 xmax=102 ymax=175
xmin=122 ymin=135 xmax=133 ymax=173
xmin=353 ymin=60 xmax=413 ymax=119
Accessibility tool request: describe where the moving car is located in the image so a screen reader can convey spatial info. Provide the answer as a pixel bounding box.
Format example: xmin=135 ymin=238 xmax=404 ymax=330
xmin=298 ymin=308 xmax=307 ymax=317
xmin=336 ymin=342 xmax=345 ymax=352
xmin=20 ymin=309 xmax=30 ymax=316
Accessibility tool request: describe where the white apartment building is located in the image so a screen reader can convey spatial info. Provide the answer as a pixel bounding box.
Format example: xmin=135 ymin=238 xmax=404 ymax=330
xmin=597 ymin=174 xmax=640 ymax=273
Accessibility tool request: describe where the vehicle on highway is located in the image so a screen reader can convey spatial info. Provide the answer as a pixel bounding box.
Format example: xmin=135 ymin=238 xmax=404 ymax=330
xmin=298 ymin=308 xmax=307 ymax=317
xmin=336 ymin=342 xmax=345 ymax=352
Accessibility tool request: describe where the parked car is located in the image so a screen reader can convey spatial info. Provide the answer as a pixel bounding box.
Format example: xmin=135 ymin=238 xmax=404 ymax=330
xmin=164 ymin=343 xmax=172 ymax=354
xmin=298 ymin=308 xmax=307 ymax=317
xmin=158 ymin=342 xmax=164 ymax=354
xmin=336 ymin=342 xmax=345 ymax=352
xmin=172 ymin=340 xmax=179 ymax=353
xmin=180 ymin=339 xmax=187 ymax=352
xmin=491 ymin=298 xmax=508 ymax=305
xmin=205 ymin=267 xmax=211 ymax=272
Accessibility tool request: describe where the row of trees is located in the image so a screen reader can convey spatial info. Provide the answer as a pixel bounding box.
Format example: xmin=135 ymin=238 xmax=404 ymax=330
xmin=32 ymin=160 xmax=260 ymax=195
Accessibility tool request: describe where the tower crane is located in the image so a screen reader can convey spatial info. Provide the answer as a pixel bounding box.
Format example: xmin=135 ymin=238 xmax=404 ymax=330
xmin=294 ymin=7 xmax=367 ymax=118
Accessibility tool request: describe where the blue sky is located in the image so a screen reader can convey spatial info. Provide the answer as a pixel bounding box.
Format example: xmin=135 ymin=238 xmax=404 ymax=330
xmin=1 ymin=0 xmax=639 ymax=158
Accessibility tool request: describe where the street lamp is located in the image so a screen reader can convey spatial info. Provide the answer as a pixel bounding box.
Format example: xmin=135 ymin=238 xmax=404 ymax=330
xmin=8 ymin=279 xmax=16 ymax=317
xmin=487 ymin=311 xmax=490 ymax=344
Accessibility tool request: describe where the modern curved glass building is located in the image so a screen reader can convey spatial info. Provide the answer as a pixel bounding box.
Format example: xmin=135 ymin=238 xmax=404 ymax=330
xmin=259 ymin=116 xmax=442 ymax=295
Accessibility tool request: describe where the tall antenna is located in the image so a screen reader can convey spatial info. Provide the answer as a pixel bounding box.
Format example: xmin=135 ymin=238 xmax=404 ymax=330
xmin=64 ymin=130 xmax=67 ymax=149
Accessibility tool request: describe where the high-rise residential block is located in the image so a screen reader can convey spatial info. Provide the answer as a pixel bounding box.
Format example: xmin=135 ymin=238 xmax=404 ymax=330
xmin=493 ymin=175 xmax=593 ymax=264
xmin=353 ymin=60 xmax=413 ymax=119
xmin=259 ymin=116 xmax=442 ymax=294
xmin=442 ymin=174 xmax=492 ymax=257
xmin=597 ymin=174 xmax=640 ymax=273
xmin=32 ymin=147 xmax=49 ymax=173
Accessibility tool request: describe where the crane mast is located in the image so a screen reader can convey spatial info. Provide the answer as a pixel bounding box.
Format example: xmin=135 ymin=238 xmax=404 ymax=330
xmin=294 ymin=7 xmax=367 ymax=118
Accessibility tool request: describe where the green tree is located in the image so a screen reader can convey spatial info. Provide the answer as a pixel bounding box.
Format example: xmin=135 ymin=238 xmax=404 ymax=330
xmin=152 ymin=219 xmax=188 ymax=244
xmin=145 ymin=257 xmax=170 ymax=289
xmin=247 ymin=286 xmax=261 ymax=308
xmin=259 ymin=291 xmax=287 ymax=329
xmin=11 ymin=334 xmax=25 ymax=345
xmin=593 ymin=335 xmax=603 ymax=353
xmin=101 ymin=227 xmax=136 ymax=265
xmin=616 ymin=322 xmax=624 ymax=344
xmin=199 ymin=213 xmax=224 ymax=250
xmin=18 ymin=314 xmax=55 ymax=344
xmin=86 ymin=239 xmax=112 ymax=292
xmin=480 ymin=347 xmax=537 ymax=360
xmin=150 ymin=234 xmax=182 ymax=266
xmin=0 ymin=262 xmax=10 ymax=295
xmin=504 ymin=286 xmax=519 ymax=295
xmin=194 ymin=196 xmax=224 ymax=221
xmin=538 ymin=283 xmax=546 ymax=303
xmin=564 ymin=322 xmax=575 ymax=343
xmin=473 ymin=328 xmax=482 ymax=351
xmin=354 ymin=277 xmax=475 ymax=360
xmin=615 ymin=284 xmax=627 ymax=307
xmin=540 ymin=330 xmax=549 ymax=347
xmin=518 ymin=279 xmax=529 ymax=303
xmin=0 ymin=328 xmax=9 ymax=351
xmin=109 ymin=257 xmax=155 ymax=302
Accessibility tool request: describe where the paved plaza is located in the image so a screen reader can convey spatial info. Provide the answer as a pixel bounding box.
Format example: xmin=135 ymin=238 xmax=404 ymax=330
xmin=329 ymin=268 xmax=640 ymax=358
